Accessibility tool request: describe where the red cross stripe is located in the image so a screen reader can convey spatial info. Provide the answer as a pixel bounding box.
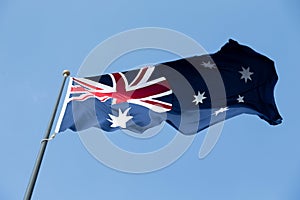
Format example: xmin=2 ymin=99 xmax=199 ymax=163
xmin=68 ymin=66 xmax=173 ymax=113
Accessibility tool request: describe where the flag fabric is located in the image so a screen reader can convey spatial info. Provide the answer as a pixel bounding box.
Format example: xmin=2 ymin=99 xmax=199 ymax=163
xmin=55 ymin=39 xmax=282 ymax=135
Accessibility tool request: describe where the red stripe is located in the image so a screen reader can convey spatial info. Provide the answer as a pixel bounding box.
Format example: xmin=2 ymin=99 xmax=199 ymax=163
xmin=71 ymin=93 xmax=94 ymax=101
xmin=141 ymin=100 xmax=172 ymax=110
xmin=71 ymin=86 xmax=88 ymax=92
xmin=130 ymin=80 xmax=171 ymax=99
xmin=90 ymin=91 xmax=113 ymax=99
xmin=130 ymin=67 xmax=148 ymax=87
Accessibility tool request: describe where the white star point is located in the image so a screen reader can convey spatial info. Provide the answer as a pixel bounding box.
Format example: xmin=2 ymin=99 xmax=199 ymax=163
xmin=214 ymin=107 xmax=229 ymax=116
xmin=201 ymin=61 xmax=217 ymax=69
xmin=193 ymin=91 xmax=207 ymax=105
xmin=239 ymin=67 xmax=254 ymax=83
xmin=107 ymin=108 xmax=133 ymax=128
xmin=237 ymin=95 xmax=244 ymax=103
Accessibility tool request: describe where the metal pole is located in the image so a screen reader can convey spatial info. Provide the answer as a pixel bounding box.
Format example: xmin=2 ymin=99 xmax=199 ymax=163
xmin=24 ymin=70 xmax=70 ymax=200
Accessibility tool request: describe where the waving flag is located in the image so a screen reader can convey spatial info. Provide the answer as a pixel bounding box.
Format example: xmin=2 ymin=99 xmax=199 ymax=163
xmin=55 ymin=39 xmax=282 ymax=135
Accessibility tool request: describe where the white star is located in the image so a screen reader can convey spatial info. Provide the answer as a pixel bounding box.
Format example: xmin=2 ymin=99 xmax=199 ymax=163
xmin=107 ymin=108 xmax=133 ymax=128
xmin=201 ymin=61 xmax=217 ymax=69
xmin=193 ymin=91 xmax=207 ymax=105
xmin=237 ymin=95 xmax=244 ymax=103
xmin=239 ymin=67 xmax=254 ymax=83
xmin=213 ymin=107 xmax=229 ymax=116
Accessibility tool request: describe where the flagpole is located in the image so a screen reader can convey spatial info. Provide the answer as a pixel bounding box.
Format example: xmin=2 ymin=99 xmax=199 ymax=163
xmin=24 ymin=70 xmax=70 ymax=200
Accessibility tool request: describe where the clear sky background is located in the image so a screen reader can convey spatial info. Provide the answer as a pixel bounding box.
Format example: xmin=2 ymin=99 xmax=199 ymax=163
xmin=1 ymin=0 xmax=300 ymax=199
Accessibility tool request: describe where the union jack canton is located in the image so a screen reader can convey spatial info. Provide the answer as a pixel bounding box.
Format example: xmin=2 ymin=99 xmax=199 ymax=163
xmin=69 ymin=66 xmax=172 ymax=113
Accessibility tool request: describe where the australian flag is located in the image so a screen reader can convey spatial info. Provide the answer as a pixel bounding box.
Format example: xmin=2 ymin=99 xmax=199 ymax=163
xmin=55 ymin=39 xmax=282 ymax=135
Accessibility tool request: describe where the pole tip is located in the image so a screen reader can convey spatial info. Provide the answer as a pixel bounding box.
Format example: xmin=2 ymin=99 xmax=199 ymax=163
xmin=62 ymin=70 xmax=71 ymax=77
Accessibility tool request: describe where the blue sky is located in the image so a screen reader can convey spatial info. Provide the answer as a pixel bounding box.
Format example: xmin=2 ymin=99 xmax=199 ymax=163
xmin=1 ymin=0 xmax=300 ymax=199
